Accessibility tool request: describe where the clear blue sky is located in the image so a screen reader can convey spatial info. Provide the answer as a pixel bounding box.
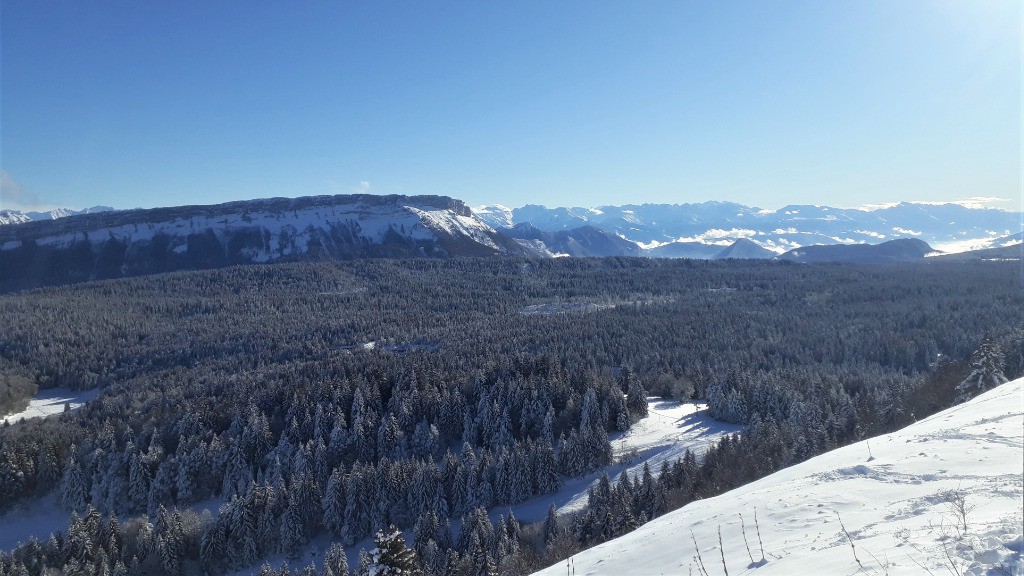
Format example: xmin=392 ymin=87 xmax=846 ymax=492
xmin=1 ymin=1 xmax=1020 ymax=211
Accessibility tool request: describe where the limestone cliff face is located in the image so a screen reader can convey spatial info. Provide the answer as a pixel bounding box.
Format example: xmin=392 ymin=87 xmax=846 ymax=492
xmin=0 ymin=194 xmax=524 ymax=292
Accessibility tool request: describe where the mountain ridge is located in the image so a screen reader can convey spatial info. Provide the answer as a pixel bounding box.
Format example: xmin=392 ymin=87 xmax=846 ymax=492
xmin=0 ymin=194 xmax=525 ymax=292
xmin=778 ymin=238 xmax=936 ymax=264
xmin=474 ymin=201 xmax=1022 ymax=254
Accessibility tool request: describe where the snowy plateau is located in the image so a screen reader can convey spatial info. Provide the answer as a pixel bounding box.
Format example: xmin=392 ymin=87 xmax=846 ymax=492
xmin=533 ymin=379 xmax=1024 ymax=576
xmin=0 ymin=194 xmax=524 ymax=291
xmin=0 ymin=195 xmax=503 ymax=256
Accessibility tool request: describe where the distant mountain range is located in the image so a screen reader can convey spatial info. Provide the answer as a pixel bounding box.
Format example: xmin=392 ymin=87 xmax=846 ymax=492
xmin=0 ymin=205 xmax=115 ymax=225
xmin=1 ymin=195 xmax=1020 ymax=291
xmin=473 ymin=201 xmax=1022 ymax=255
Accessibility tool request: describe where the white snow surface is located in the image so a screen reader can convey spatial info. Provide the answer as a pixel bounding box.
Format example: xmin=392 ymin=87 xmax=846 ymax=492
xmin=0 ymin=494 xmax=73 ymax=552
xmin=1 ymin=388 xmax=100 ymax=425
xmin=471 ymin=204 xmax=515 ymax=229
xmin=533 ymin=379 xmax=1024 ymax=576
xmin=0 ymin=211 xmax=33 ymax=226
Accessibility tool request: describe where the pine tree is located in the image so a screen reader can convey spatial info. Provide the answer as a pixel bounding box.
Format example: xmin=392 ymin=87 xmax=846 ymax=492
xmin=156 ymin=508 xmax=183 ymax=576
xmin=471 ymin=539 xmax=497 ymax=576
xmin=281 ymin=494 xmax=305 ymax=561
xmin=543 ymin=503 xmax=559 ymax=545
xmin=322 ymin=467 xmax=347 ymax=537
xmin=60 ymin=451 xmax=89 ymax=513
xmin=956 ymin=335 xmax=1008 ymax=403
xmin=127 ymin=449 xmax=150 ymax=511
xmin=147 ymin=459 xmax=176 ymax=518
xmin=367 ymin=525 xmax=422 ymax=576
xmin=622 ymin=369 xmax=649 ymax=420
xmin=200 ymin=522 xmax=227 ymax=574
xmin=324 ymin=542 xmax=350 ymax=576
xmin=579 ymin=388 xmax=601 ymax=431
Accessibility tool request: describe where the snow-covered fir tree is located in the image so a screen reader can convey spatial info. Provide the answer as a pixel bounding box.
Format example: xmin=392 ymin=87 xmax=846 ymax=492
xmin=955 ymin=335 xmax=1008 ymax=403
xmin=363 ymin=525 xmax=421 ymax=576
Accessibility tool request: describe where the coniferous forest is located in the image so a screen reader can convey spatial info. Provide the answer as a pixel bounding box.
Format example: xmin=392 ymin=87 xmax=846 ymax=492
xmin=0 ymin=257 xmax=1021 ymax=576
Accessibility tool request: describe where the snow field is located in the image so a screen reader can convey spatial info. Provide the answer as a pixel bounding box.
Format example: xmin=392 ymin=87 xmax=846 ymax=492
xmin=532 ymin=379 xmax=1024 ymax=576
xmin=1 ymin=388 xmax=100 ymax=425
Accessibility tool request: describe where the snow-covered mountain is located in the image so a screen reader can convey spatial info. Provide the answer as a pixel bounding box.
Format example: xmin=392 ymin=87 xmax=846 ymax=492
xmin=0 ymin=211 xmax=32 ymax=226
xmin=504 ymin=223 xmax=643 ymax=257
xmin=533 ymin=378 xmax=1024 ymax=576
xmin=0 ymin=205 xmax=114 ymax=225
xmin=474 ymin=202 xmax=1023 ymax=257
xmin=715 ymin=238 xmax=777 ymax=260
xmin=0 ymin=194 xmax=524 ymax=291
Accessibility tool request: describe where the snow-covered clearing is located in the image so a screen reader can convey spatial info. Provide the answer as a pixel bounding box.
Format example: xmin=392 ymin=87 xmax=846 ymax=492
xmin=232 ymin=397 xmax=737 ymax=574
xmin=519 ymin=298 xmax=674 ymax=316
xmin=519 ymin=302 xmax=615 ymax=315
xmin=533 ymin=379 xmax=1024 ymax=576
xmin=534 ymin=398 xmax=741 ymax=520
xmin=0 ymin=493 xmax=70 ymax=552
xmin=1 ymin=387 xmax=99 ymax=425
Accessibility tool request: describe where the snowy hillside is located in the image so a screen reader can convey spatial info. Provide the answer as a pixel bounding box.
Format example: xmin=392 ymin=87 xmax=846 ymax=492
xmin=534 ymin=379 xmax=1024 ymax=576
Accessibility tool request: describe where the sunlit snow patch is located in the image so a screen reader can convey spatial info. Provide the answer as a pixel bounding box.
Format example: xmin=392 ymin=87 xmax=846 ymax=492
xmin=2 ymin=388 xmax=100 ymax=424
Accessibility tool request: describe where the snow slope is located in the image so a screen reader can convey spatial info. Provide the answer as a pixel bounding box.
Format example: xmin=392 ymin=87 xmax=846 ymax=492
xmin=504 ymin=398 xmax=741 ymax=524
xmin=534 ymin=379 xmax=1024 ymax=576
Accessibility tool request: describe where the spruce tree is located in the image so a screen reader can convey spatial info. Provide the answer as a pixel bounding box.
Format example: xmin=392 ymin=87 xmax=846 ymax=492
xmin=323 ymin=542 xmax=350 ymax=576
xmin=367 ymin=525 xmax=421 ymax=576
xmin=543 ymin=503 xmax=559 ymax=545
xmin=60 ymin=452 xmax=89 ymax=513
xmin=955 ymin=335 xmax=1008 ymax=403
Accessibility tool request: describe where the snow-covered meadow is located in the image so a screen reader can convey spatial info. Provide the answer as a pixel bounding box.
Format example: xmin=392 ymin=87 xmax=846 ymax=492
xmin=227 ymin=397 xmax=739 ymax=574
xmin=1 ymin=387 xmax=99 ymax=425
xmin=533 ymin=379 xmax=1024 ymax=576
xmin=528 ymin=398 xmax=741 ymax=521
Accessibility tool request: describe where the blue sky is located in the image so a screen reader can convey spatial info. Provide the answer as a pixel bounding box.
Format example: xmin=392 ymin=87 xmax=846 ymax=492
xmin=1 ymin=1 xmax=1020 ymax=211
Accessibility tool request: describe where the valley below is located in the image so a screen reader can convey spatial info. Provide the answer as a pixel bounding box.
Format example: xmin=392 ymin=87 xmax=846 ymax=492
xmin=0 ymin=256 xmax=1020 ymax=576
